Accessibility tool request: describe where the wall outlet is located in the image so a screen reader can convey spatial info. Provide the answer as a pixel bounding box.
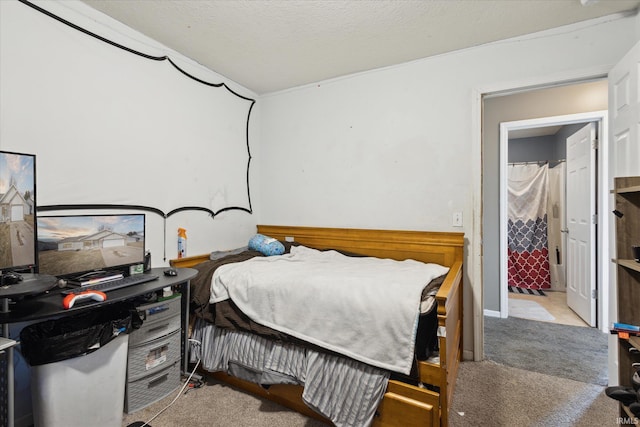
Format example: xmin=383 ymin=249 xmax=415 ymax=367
xmin=452 ymin=211 xmax=463 ymax=227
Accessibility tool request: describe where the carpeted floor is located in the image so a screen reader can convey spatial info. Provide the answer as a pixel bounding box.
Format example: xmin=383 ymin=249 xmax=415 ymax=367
xmin=122 ymin=378 xmax=327 ymax=427
xmin=122 ymin=360 xmax=619 ymax=427
xmin=484 ymin=315 xmax=609 ymax=385
xmin=449 ymin=360 xmax=618 ymax=427
xmin=121 ymin=317 xmax=612 ymax=426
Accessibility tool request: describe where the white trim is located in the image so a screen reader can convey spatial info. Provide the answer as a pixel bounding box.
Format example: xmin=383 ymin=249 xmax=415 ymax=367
xmin=499 ymin=122 xmax=510 ymax=320
xmin=597 ymin=117 xmax=610 ymax=334
xmin=471 ymin=88 xmax=484 ymax=361
xmin=483 ymin=309 xmax=501 ymax=318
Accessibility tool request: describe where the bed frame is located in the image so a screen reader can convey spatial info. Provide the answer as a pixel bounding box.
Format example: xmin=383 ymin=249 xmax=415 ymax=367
xmin=171 ymin=225 xmax=464 ymax=427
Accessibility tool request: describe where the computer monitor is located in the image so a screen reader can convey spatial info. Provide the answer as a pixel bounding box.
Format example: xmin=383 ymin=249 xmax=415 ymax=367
xmin=37 ymin=213 xmax=145 ymax=279
xmin=0 ymin=150 xmax=37 ymax=273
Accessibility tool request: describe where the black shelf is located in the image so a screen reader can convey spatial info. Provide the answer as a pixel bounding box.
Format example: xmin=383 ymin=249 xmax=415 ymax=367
xmin=0 ymin=267 xmax=196 ymax=324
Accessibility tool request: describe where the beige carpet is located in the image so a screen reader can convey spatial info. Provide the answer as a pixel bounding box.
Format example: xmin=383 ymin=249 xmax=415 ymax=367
xmin=123 ymin=361 xmax=619 ymax=427
xmin=122 ymin=378 xmax=327 ymax=427
xmin=449 ymin=361 xmax=618 ymax=427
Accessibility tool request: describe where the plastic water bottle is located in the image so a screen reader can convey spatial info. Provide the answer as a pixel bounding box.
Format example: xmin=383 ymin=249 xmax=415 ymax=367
xmin=178 ymin=228 xmax=187 ymax=259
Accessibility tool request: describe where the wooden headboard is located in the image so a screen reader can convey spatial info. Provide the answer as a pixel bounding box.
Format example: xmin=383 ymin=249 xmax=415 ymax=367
xmin=170 ymin=225 xmax=464 ymax=269
xmin=257 ymin=225 xmax=463 ymax=266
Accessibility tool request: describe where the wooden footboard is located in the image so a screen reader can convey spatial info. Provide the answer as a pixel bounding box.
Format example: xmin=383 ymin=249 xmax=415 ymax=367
xmin=418 ymin=260 xmax=463 ymax=427
xmin=171 ymin=225 xmax=464 ymax=426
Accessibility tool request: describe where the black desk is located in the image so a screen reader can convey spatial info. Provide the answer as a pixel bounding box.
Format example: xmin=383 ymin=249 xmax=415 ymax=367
xmin=0 ymin=274 xmax=57 ymax=301
xmin=0 ymin=267 xmax=197 ymax=427
xmin=0 ymin=268 xmax=197 ymax=324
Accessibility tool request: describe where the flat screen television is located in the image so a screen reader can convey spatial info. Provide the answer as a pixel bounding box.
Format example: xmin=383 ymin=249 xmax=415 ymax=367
xmin=0 ymin=150 xmax=37 ymax=273
xmin=37 ymin=213 xmax=145 ymax=279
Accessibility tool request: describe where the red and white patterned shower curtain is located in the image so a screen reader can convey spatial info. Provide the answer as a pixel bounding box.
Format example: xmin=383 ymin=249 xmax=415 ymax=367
xmin=507 ymin=164 xmax=551 ymax=290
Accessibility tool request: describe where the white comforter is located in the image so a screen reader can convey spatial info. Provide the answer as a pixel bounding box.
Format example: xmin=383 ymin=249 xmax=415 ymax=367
xmin=210 ymin=245 xmax=449 ymax=374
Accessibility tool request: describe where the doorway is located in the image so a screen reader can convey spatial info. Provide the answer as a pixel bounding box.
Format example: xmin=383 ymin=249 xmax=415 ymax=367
xmin=479 ymin=79 xmax=611 ymax=334
xmin=498 ymin=113 xmax=607 ymax=329
xmin=483 ymin=106 xmax=610 ymax=389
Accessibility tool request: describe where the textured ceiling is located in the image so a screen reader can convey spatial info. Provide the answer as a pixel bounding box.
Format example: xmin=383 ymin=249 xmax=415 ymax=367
xmin=80 ymin=0 xmax=640 ymax=94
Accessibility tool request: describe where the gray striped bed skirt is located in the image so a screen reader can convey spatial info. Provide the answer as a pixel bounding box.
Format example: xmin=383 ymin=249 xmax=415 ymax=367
xmin=190 ymin=318 xmax=389 ymax=426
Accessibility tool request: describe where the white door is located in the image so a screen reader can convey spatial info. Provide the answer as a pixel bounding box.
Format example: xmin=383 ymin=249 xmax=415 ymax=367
xmin=566 ymin=123 xmax=596 ymax=327
xmin=610 ymin=40 xmax=640 ymax=179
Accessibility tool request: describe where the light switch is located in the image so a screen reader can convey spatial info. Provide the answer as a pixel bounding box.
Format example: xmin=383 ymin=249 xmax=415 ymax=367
xmin=452 ymin=211 xmax=463 ymax=227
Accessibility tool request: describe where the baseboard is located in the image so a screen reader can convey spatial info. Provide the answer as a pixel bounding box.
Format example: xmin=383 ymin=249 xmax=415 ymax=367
xmin=483 ymin=309 xmax=501 ymax=318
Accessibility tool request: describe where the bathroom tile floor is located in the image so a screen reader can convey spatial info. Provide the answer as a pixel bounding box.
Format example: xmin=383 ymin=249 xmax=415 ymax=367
xmin=508 ymin=290 xmax=589 ymax=327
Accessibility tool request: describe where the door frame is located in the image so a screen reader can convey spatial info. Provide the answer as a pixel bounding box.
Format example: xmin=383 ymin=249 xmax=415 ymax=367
xmin=470 ymin=66 xmax=611 ymax=364
xmin=498 ymin=111 xmax=609 ymax=331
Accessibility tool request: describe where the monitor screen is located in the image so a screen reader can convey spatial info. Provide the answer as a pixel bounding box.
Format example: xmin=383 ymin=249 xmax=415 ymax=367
xmin=37 ymin=214 xmax=145 ymax=279
xmin=0 ymin=150 xmax=37 ymax=272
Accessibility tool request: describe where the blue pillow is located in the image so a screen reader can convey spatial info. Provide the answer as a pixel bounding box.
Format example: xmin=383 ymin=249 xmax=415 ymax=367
xmin=248 ymin=234 xmax=285 ymax=256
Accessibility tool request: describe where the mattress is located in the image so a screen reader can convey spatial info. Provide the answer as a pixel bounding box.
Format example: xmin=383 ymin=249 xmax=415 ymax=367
xmin=187 ymin=243 xmax=448 ymax=425
xmin=188 ymin=245 xmax=445 ymax=365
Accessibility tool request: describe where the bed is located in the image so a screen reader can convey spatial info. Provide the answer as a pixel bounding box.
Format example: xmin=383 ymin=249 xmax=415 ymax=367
xmin=170 ymin=225 xmax=464 ymax=427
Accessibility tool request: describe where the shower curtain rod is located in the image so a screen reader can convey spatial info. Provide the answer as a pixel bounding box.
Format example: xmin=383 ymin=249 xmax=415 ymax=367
xmin=508 ymin=159 xmax=566 ymax=166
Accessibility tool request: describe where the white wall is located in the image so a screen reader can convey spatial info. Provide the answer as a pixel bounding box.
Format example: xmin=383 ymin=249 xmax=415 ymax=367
xmin=0 ymin=0 xmax=261 ymax=266
xmin=1 ymin=2 xmax=262 ymax=424
xmin=259 ymin=14 xmax=638 ymax=357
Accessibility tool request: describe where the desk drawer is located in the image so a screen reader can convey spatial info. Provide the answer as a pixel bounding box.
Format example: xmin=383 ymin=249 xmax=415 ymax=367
xmin=130 ymin=297 xmax=181 ymax=345
xmin=128 ymin=329 xmax=180 ymax=381
xmin=125 ymin=361 xmax=180 ymax=414
xmin=136 ymin=296 xmax=181 ymax=324
xmin=130 ymin=313 xmax=180 ymax=346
